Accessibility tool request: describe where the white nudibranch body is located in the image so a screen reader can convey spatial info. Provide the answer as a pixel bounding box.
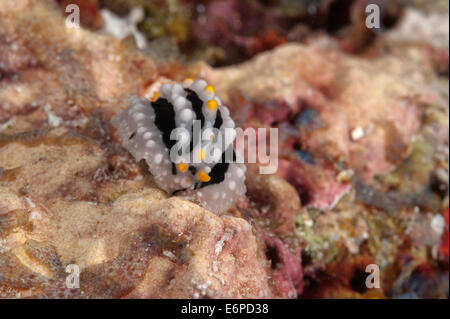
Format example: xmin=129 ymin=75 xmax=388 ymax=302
xmin=112 ymin=79 xmax=246 ymax=213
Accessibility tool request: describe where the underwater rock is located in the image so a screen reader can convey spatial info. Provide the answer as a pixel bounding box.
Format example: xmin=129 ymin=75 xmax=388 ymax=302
xmin=0 ymin=0 xmax=448 ymax=299
xmin=205 ymin=43 xmax=425 ymax=180
xmin=0 ymin=128 xmax=272 ymax=298
xmin=245 ymin=164 xmax=300 ymax=236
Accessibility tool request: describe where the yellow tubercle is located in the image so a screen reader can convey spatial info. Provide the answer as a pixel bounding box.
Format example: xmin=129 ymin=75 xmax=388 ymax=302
xmin=184 ymin=78 xmax=193 ymax=82
xmin=204 ymin=85 xmax=215 ymax=94
xmin=152 ymin=91 xmax=160 ymax=100
xmin=198 ymin=149 xmax=206 ymax=161
xmin=206 ymin=100 xmax=218 ymax=111
xmin=177 ymin=163 xmax=188 ymax=172
xmin=197 ymin=171 xmax=211 ymax=182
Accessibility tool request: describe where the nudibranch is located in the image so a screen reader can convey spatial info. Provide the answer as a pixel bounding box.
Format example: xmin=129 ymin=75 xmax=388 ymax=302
xmin=112 ymin=79 xmax=246 ymax=213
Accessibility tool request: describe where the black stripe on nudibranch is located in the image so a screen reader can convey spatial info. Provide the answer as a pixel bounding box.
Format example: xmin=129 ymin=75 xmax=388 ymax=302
xmin=150 ymin=98 xmax=177 ymax=151
xmin=129 ymin=132 xmax=136 ymax=140
xmin=213 ymin=109 xmax=223 ymax=130
xmin=198 ymin=147 xmax=235 ymax=189
xmin=171 ymin=162 xmax=177 ymax=175
xmin=184 ymin=88 xmax=206 ymax=153
xmin=188 ymin=166 xmax=197 ymax=175
xmin=199 ymin=162 xmax=229 ymax=188
xmin=184 ymin=89 xmax=205 ymax=128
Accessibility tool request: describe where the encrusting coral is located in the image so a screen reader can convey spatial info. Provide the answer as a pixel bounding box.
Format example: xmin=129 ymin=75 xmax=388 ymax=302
xmin=112 ymin=79 xmax=246 ymax=213
xmin=0 ymin=0 xmax=448 ymax=299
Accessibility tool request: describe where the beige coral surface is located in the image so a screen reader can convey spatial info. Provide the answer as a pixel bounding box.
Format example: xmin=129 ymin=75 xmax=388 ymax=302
xmin=0 ymin=0 xmax=272 ymax=298
xmin=0 ymin=0 xmax=448 ymax=299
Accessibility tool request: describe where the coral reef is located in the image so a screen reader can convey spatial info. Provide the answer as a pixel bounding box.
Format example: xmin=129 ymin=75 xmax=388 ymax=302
xmin=0 ymin=129 xmax=270 ymax=298
xmin=0 ymin=0 xmax=448 ymax=298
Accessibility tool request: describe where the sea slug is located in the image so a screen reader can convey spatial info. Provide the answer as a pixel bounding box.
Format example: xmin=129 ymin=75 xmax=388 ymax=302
xmin=112 ymin=79 xmax=246 ymax=213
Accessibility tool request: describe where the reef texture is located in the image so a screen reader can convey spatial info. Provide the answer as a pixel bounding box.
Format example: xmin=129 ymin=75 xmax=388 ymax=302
xmin=0 ymin=129 xmax=269 ymax=298
xmin=0 ymin=0 xmax=449 ymax=298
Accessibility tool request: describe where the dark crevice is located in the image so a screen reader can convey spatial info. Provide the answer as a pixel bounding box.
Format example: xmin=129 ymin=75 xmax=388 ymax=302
xmin=265 ymin=244 xmax=281 ymax=270
xmin=350 ymin=268 xmax=369 ymax=294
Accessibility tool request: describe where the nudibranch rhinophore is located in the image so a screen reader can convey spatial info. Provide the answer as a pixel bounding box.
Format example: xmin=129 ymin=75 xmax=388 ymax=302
xmin=112 ymin=79 xmax=246 ymax=213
